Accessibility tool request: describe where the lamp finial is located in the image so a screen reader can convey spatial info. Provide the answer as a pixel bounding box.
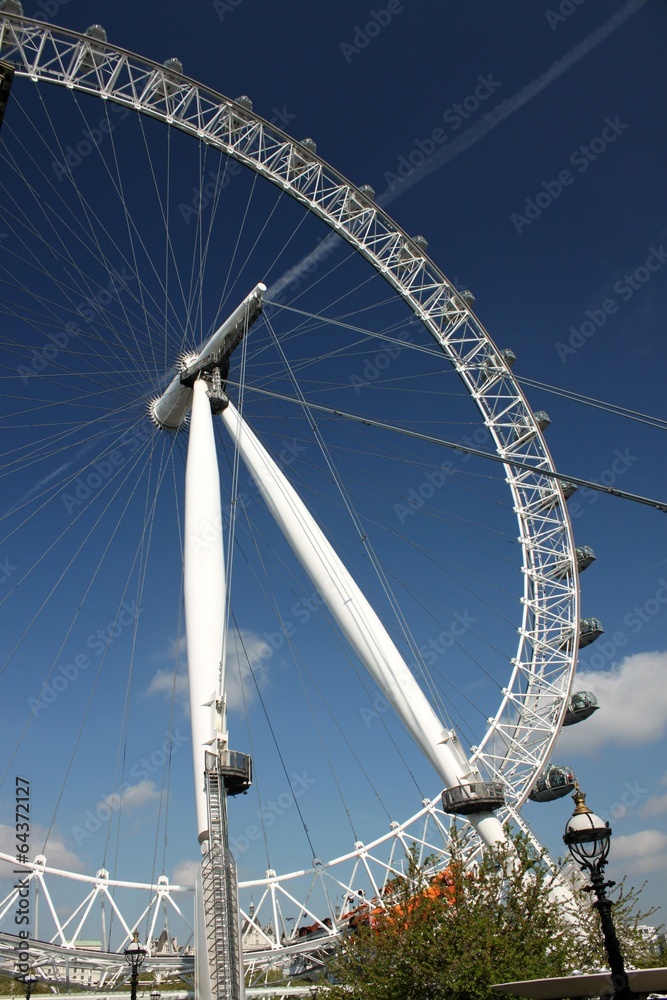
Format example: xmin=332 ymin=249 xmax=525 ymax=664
xmin=571 ymin=783 xmax=592 ymax=816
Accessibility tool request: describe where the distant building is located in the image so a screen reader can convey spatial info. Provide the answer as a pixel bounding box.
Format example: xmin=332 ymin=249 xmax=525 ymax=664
xmin=151 ymin=929 xmax=180 ymax=955
xmin=242 ymin=901 xmax=275 ymax=951
xmin=68 ymin=944 xmax=105 ymax=987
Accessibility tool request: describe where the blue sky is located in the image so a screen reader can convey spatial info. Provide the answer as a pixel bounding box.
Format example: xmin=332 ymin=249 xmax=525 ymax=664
xmin=0 ymin=0 xmax=666 ymax=942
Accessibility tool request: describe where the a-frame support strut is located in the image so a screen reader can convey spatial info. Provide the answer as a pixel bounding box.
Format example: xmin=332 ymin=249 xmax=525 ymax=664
xmin=159 ymin=283 xmax=509 ymax=998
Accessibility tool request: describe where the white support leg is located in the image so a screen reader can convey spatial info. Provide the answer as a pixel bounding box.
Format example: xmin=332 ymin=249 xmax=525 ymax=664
xmin=184 ymin=378 xmax=226 ymax=843
xmin=219 ymin=400 xmax=507 ymax=851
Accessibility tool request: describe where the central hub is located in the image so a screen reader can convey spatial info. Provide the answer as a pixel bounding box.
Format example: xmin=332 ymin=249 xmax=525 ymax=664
xmin=149 ymin=283 xmax=265 ymax=431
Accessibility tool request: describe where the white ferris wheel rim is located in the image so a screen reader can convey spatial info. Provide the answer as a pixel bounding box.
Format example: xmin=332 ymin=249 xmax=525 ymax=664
xmin=0 ymin=8 xmax=580 ymax=954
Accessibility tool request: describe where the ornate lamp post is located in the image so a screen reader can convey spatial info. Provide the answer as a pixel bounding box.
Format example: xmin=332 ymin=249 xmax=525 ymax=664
xmin=124 ymin=931 xmax=146 ymax=1000
xmin=563 ymin=786 xmax=636 ymax=1000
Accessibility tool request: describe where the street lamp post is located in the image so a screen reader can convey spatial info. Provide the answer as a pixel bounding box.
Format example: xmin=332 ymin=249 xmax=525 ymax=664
xmin=124 ymin=931 xmax=146 ymax=1000
xmin=16 ymin=973 xmax=39 ymax=1000
xmin=563 ymin=786 xmax=636 ymax=1000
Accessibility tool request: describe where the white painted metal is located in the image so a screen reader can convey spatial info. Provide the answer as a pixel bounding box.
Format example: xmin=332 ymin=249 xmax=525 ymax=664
xmin=0 ymin=796 xmax=577 ymax=991
xmin=0 ymin=7 xmax=579 ymax=819
xmin=220 ymin=400 xmax=506 ymax=852
xmin=0 ymin=10 xmax=584 ymax=982
xmin=195 ymin=872 xmax=213 ymax=1000
xmin=150 ymin=283 xmax=266 ymax=431
xmin=184 ymin=378 xmax=226 ymax=843
xmin=186 ymin=382 xmax=246 ymax=1000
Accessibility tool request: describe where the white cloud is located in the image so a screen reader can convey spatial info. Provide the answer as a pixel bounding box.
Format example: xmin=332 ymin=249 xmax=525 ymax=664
xmin=557 ymin=651 xmax=667 ymax=754
xmin=147 ymin=627 xmax=271 ymax=712
xmin=640 ymin=794 xmax=667 ymax=818
xmin=147 ymin=665 xmax=189 ymax=699
xmin=0 ymin=822 xmax=86 ymax=873
xmin=640 ymin=769 xmax=667 ymax=818
xmin=225 ymin=628 xmax=271 ymax=711
xmin=171 ymin=858 xmax=200 ymax=886
xmin=97 ymin=779 xmax=161 ymax=815
xmin=609 ymin=829 xmax=667 ymax=875
xmin=147 ymin=635 xmax=188 ymax=699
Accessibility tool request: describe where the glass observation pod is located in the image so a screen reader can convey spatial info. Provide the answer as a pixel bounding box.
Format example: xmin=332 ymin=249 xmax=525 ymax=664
xmin=397 ymin=235 xmax=429 ymax=276
xmin=160 ymin=57 xmax=184 ymax=99
xmin=287 ymin=138 xmax=319 ymax=183
xmin=481 ymin=347 xmax=518 ymax=387
xmin=441 ymin=781 xmax=505 ymax=816
xmin=578 ymin=617 xmax=604 ymax=647
xmin=79 ymin=25 xmax=108 ymax=74
xmin=84 ymin=24 xmax=107 ymax=41
xmin=552 ymin=545 xmax=596 ymax=579
xmin=563 ymin=691 xmax=600 ymax=727
xmin=528 ymin=765 xmax=577 ymax=803
xmin=536 ymin=480 xmax=578 ymax=513
xmin=560 ymin=617 xmax=604 ymax=649
xmin=513 ymin=410 xmax=551 ymax=444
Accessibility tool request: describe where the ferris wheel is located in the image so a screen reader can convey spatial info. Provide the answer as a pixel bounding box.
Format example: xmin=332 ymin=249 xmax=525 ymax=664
xmin=0 ymin=8 xmax=602 ymax=996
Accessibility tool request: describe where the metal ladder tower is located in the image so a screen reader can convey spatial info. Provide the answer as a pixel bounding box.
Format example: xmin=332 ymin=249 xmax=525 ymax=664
xmin=201 ymin=749 xmax=252 ymax=1000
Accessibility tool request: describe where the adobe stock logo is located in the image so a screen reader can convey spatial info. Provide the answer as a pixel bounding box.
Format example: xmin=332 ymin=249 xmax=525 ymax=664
xmin=545 ymin=0 xmax=586 ymax=31
xmin=511 ymin=117 xmax=628 ymax=234
xmin=555 ymin=245 xmax=667 ymax=363
xmin=50 ymin=104 xmax=130 ymax=182
xmin=17 ymin=322 xmax=83 ymax=385
xmin=27 ymin=599 xmax=143 ymax=717
xmin=60 ymin=421 xmax=153 ymax=515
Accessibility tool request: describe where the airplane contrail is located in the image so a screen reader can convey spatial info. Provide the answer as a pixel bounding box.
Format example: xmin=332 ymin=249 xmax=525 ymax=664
xmin=377 ymin=0 xmax=647 ymax=206
xmin=266 ymin=0 xmax=647 ymax=299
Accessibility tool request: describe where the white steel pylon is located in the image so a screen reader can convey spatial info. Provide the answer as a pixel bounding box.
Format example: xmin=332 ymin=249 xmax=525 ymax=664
xmin=185 ymin=378 xmax=227 ymax=844
xmin=159 ymin=284 xmax=513 ymax=999
xmin=177 ymin=289 xmax=265 ymax=1000
xmin=184 ymin=379 xmax=248 ymax=1000
xmin=219 ymin=399 xmax=508 ymax=852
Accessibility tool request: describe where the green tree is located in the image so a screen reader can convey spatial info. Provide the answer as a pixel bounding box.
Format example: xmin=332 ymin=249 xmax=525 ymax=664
xmin=320 ymin=832 xmax=657 ymax=1000
xmin=565 ymin=872 xmax=658 ymax=973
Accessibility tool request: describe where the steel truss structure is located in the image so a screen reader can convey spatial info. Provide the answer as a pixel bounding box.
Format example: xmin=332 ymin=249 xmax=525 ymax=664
xmin=0 ymin=9 xmax=584 ymax=993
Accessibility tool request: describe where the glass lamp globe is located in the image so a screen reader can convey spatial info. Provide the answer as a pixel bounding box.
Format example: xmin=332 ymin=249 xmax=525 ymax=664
xmin=563 ymin=786 xmax=611 ymax=866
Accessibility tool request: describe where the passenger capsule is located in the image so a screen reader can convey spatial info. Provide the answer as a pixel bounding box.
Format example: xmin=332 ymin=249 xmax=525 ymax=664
xmin=579 ymin=617 xmax=604 ymax=647
xmin=560 ymin=617 xmax=604 ymax=649
xmin=441 ymin=780 xmax=505 ymax=816
xmin=513 ymin=410 xmax=551 ymax=443
xmin=164 ymin=57 xmax=183 ymax=75
xmin=84 ymin=24 xmax=107 ymax=42
xmin=574 ymin=545 xmax=596 ymax=571
xmin=79 ymin=25 xmax=108 ymax=73
xmin=552 ymin=544 xmax=597 ymax=579
xmin=528 ymin=764 xmax=577 ymax=803
xmin=563 ymin=691 xmax=599 ymax=727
